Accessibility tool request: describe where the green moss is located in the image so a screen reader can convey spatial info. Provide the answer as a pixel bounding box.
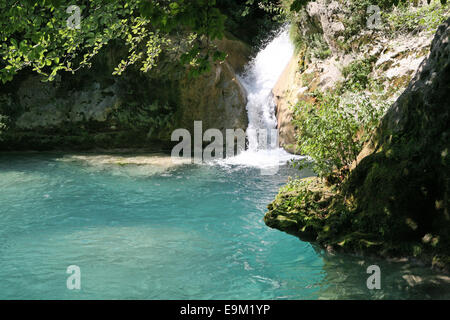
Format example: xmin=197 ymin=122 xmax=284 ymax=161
xmin=266 ymin=168 xmax=450 ymax=270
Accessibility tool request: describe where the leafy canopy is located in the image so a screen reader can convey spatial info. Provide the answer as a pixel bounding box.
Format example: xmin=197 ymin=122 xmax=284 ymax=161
xmin=0 ymin=0 xmax=230 ymax=83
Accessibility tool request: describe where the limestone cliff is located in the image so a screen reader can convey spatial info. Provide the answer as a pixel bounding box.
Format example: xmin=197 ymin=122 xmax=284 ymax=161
xmin=274 ymin=0 xmax=438 ymax=153
xmin=0 ymin=38 xmax=250 ymax=151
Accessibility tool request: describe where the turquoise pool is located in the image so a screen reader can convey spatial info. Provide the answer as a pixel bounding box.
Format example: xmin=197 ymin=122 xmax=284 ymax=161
xmin=0 ymin=153 xmax=448 ymax=299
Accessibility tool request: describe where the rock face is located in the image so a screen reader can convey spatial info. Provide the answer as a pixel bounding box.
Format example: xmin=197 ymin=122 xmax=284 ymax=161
xmin=265 ymin=18 xmax=450 ymax=270
xmin=304 ymin=0 xmax=345 ymax=55
xmin=177 ymin=61 xmax=248 ymax=136
xmin=272 ymin=55 xmax=299 ymax=154
xmin=215 ymin=36 xmax=252 ymax=73
xmin=273 ymin=0 xmax=435 ymax=154
xmin=344 ymin=17 xmax=450 ymax=268
xmin=0 ymin=38 xmax=249 ymax=151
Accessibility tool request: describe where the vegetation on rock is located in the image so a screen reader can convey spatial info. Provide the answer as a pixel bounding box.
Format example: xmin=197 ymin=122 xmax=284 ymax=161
xmin=266 ymin=15 xmax=450 ymax=271
xmin=292 ymin=90 xmax=388 ymax=180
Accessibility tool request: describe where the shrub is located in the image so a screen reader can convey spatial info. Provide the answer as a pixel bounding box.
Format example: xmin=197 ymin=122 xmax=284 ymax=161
xmin=385 ymin=1 xmax=450 ymax=34
xmin=341 ymin=58 xmax=374 ymax=92
xmin=292 ymin=91 xmax=388 ymax=180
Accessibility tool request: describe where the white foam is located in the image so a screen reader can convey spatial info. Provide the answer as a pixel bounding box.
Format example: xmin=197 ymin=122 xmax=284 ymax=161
xmin=240 ymin=26 xmax=294 ymax=152
xmin=214 ymin=148 xmax=304 ymax=170
xmin=216 ymin=26 xmax=297 ymax=170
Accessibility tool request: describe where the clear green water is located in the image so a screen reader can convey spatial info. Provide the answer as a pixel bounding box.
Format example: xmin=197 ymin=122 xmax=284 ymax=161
xmin=0 ymin=153 xmax=449 ymax=299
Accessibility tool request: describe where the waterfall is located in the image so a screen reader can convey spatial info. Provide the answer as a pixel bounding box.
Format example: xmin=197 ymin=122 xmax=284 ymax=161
xmin=217 ymin=26 xmax=299 ymax=170
xmin=240 ymin=26 xmax=294 ymax=151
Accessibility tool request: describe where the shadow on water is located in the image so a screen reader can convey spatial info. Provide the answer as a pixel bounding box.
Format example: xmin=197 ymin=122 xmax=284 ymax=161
xmin=309 ymin=244 xmax=450 ymax=299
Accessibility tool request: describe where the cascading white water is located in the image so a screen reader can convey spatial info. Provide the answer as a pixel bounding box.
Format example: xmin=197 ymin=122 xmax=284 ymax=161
xmin=240 ymin=26 xmax=294 ymax=152
xmin=217 ymin=26 xmax=300 ymax=169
